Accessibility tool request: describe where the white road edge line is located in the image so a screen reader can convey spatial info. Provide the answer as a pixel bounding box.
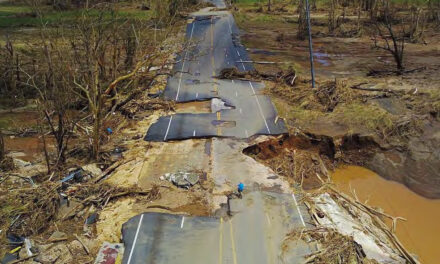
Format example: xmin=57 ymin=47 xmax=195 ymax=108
xmin=236 ymin=50 xmax=241 ymax=57
xmin=292 ymin=193 xmax=306 ymax=227
xmin=163 ymin=116 xmax=173 ymax=141
xmin=227 ymin=15 xmax=233 ymax=34
xmin=265 ymin=213 xmax=271 ymax=226
xmin=180 ymin=216 xmax=185 ymax=229
xmin=239 ymin=58 xmax=246 ymax=71
xmin=126 ymin=214 xmax=144 ymax=264
xmin=248 ymin=82 xmax=271 ymax=134
xmin=175 ymin=22 xmax=196 ymax=101
xmin=245 ymin=129 xmax=249 ymax=137
xmin=193 ymin=130 xmax=196 ymax=137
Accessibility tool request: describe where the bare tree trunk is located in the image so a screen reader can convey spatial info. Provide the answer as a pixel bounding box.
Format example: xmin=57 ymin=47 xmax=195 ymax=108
xmin=297 ymin=0 xmax=307 ymax=40
xmin=328 ymin=0 xmax=341 ymax=34
xmin=372 ymin=4 xmax=406 ymax=72
xmin=357 ymin=0 xmax=362 ymax=32
xmin=0 ymin=132 xmax=4 ymax=162
xmin=268 ymin=0 xmax=271 ymax=12
xmin=409 ymin=5 xmax=426 ymax=42
xmin=38 ymin=120 xmax=51 ymax=174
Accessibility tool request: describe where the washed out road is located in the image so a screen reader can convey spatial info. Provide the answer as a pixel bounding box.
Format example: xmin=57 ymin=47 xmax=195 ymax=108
xmin=123 ymin=1 xmax=313 ymax=263
xmin=145 ymin=3 xmax=287 ymax=141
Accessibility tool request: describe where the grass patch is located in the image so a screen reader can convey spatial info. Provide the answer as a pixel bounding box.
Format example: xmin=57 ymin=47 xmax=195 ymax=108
xmin=334 ymin=103 xmax=395 ymax=136
xmin=0 ymin=3 xmax=152 ymax=28
xmin=0 ymin=5 xmax=32 ymax=17
xmin=273 ymin=97 xmax=325 ymax=125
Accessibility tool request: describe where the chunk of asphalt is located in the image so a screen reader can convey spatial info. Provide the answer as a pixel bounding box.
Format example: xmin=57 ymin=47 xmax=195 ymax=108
xmin=211 ymin=98 xmax=234 ymax=113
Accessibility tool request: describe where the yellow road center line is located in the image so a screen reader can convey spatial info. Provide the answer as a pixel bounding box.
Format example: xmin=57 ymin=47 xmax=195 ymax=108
xmin=211 ymin=17 xmax=214 ymax=50
xmin=229 ymin=219 xmax=238 ymax=264
xmin=216 ymin=111 xmax=222 ymax=135
xmin=219 ymin=217 xmax=223 ymax=264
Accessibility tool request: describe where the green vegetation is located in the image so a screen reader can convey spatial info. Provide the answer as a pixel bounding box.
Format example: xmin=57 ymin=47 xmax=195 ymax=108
xmin=0 ymin=2 xmax=152 ymax=28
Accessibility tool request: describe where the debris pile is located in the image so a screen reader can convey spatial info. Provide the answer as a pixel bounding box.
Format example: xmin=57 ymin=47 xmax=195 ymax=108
xmin=120 ymin=96 xmax=175 ymax=119
xmin=160 ymin=171 xmax=200 ymax=189
xmin=218 ymin=66 xmax=297 ymax=86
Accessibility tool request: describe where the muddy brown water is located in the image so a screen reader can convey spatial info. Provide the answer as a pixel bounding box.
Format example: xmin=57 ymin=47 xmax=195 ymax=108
xmin=332 ymin=165 xmax=440 ymax=264
xmin=4 ymin=136 xmax=55 ymax=161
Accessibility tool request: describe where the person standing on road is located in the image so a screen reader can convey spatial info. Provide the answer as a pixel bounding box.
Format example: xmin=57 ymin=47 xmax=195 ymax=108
xmin=237 ymin=182 xmax=244 ymax=198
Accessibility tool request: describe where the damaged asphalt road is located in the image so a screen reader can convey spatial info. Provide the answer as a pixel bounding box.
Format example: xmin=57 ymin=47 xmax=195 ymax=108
xmin=122 ymin=1 xmax=311 ymax=263
xmin=121 ymin=192 xmax=313 ymax=264
xmin=145 ymin=5 xmax=287 ymax=141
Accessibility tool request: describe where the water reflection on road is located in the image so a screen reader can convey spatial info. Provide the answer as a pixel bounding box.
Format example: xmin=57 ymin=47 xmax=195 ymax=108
xmin=332 ymin=165 xmax=440 ymax=264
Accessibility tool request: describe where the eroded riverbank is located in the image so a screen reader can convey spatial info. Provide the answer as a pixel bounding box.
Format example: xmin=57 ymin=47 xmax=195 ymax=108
xmin=333 ymin=166 xmax=440 ymax=264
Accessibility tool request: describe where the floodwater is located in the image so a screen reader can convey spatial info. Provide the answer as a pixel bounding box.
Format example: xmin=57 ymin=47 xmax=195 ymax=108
xmin=4 ymin=136 xmax=55 ymax=161
xmin=332 ymin=166 xmax=440 ymax=264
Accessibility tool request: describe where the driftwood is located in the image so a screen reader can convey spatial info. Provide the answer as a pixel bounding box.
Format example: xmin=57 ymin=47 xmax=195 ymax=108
xmin=328 ymin=185 xmax=418 ymax=264
xmin=74 ymin=234 xmax=90 ymax=255
xmin=93 ymin=158 xmax=135 ymax=183
xmin=236 ymin=60 xmax=289 ymax=64
xmin=311 ymin=158 xmax=419 ymax=264
xmin=218 ymin=67 xmax=297 ymax=86
xmin=306 ymin=153 xmax=419 ymax=264
xmin=9 ymin=254 xmax=39 ymax=264
xmin=350 ymin=83 xmax=402 ymax=94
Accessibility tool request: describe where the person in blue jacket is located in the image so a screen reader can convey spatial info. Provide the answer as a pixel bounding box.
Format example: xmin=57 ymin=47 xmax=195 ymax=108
xmin=237 ymin=182 xmax=244 ymax=198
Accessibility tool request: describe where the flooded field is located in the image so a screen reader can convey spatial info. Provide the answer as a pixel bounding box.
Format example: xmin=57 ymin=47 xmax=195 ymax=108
xmin=332 ymin=166 xmax=440 ymax=264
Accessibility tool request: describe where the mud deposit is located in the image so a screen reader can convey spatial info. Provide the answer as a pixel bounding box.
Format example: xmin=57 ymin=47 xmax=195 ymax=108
xmin=332 ymin=165 xmax=440 ymax=264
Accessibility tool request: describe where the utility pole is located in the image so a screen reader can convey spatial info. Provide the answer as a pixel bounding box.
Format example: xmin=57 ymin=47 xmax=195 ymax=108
xmin=305 ymin=0 xmax=316 ymax=88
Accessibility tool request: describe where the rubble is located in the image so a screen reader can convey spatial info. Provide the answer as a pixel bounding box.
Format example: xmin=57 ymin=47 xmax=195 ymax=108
xmin=82 ymin=164 xmax=103 ymax=178
xmin=94 ymin=242 xmax=124 ymax=264
xmin=160 ymin=171 xmax=200 ymax=189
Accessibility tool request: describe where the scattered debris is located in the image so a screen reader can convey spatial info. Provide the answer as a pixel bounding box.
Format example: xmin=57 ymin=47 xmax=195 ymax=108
xmin=85 ymin=213 xmax=98 ymax=225
xmin=160 ymin=171 xmax=200 ymax=189
xmin=82 ymin=164 xmax=103 ymax=178
xmin=94 ymin=242 xmax=124 ymax=264
xmin=48 ymin=231 xmax=68 ymax=243
xmin=61 ymin=168 xmax=83 ymax=184
xmin=218 ymin=67 xmax=297 ymax=86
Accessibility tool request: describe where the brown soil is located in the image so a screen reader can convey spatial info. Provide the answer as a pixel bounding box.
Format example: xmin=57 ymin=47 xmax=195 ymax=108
xmin=175 ymin=100 xmax=211 ymax=113
xmin=243 ymin=134 xmax=333 ymax=190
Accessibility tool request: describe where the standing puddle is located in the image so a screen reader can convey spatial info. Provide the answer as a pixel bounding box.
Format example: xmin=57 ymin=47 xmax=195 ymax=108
xmin=332 ymin=165 xmax=440 ymax=264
